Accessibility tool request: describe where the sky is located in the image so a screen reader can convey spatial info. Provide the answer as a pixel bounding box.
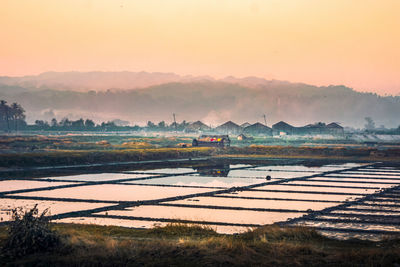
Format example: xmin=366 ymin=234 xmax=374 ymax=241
xmin=0 ymin=0 xmax=399 ymax=95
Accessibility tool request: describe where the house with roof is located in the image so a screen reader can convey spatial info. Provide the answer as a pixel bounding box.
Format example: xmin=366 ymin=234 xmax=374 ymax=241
xmin=326 ymin=122 xmax=344 ymax=135
xmin=243 ymin=122 xmax=272 ymax=136
xmin=215 ymin=121 xmax=242 ymax=134
xmin=240 ymin=122 xmax=251 ymax=128
xmin=295 ymin=122 xmax=327 ymax=135
xmin=294 ymin=122 xmax=345 ymax=136
xmin=185 ymin=121 xmax=211 ymax=133
xmin=272 ymin=121 xmax=295 ymax=135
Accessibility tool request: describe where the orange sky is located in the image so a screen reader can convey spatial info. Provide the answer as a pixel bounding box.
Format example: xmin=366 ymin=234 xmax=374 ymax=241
xmin=1 ymin=0 xmax=399 ymax=95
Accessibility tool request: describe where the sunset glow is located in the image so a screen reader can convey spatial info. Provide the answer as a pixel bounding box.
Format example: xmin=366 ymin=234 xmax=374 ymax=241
xmin=1 ymin=0 xmax=399 ymax=94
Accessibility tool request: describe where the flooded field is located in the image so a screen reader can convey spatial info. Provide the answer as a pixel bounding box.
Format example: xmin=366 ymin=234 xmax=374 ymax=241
xmin=1 ymin=161 xmax=400 ymax=240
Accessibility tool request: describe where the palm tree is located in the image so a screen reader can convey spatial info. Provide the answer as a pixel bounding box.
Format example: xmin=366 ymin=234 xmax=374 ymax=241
xmin=0 ymin=100 xmax=10 ymax=132
xmin=10 ymin=102 xmax=26 ymax=132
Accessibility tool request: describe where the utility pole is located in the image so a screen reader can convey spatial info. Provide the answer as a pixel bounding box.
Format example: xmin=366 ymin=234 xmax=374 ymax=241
xmin=173 ymin=113 xmax=177 ymax=133
xmin=263 ymin=114 xmax=267 ymax=126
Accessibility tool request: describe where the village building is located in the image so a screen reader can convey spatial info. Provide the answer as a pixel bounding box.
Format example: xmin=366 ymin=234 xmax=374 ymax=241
xmin=240 ymin=122 xmax=251 ymax=128
xmin=272 ymin=121 xmax=295 ymax=135
xmin=243 ymin=122 xmax=272 ymax=136
xmin=184 ymin=120 xmax=211 ymax=133
xmin=295 ymin=122 xmax=328 ymax=135
xmin=295 ymin=122 xmax=344 ymax=136
xmin=326 ymin=122 xmax=345 ymax=135
xmin=215 ymin=121 xmax=242 ymax=134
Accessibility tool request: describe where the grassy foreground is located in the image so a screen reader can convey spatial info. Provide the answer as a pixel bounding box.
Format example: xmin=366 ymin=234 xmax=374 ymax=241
xmin=1 ymin=223 xmax=400 ymax=266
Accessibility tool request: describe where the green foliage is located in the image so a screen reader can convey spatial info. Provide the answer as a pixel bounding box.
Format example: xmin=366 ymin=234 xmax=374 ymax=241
xmin=3 ymin=205 xmax=61 ymax=257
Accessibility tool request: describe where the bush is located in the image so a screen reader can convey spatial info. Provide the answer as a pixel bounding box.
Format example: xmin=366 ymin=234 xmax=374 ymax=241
xmin=2 ymin=204 xmax=61 ymax=256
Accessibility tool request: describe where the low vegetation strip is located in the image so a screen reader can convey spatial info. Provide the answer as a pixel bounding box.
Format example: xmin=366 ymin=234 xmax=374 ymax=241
xmin=1 ymin=144 xmax=400 ymax=169
xmin=0 ymin=147 xmax=216 ymax=168
xmin=225 ymin=145 xmax=400 ymax=157
xmin=1 ymin=223 xmax=400 ymax=266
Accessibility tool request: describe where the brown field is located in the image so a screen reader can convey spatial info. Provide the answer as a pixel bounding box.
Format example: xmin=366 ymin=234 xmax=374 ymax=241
xmin=1 ymin=223 xmax=400 ymax=266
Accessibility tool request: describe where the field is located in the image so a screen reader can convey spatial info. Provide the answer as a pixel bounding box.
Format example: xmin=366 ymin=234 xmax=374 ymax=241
xmin=1 ymin=133 xmax=400 ymax=266
xmin=1 ymin=134 xmax=400 ymax=169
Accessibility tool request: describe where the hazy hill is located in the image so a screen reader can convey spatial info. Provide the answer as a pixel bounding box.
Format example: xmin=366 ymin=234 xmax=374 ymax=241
xmin=0 ymin=71 xmax=214 ymax=91
xmin=1 ymin=78 xmax=399 ymax=128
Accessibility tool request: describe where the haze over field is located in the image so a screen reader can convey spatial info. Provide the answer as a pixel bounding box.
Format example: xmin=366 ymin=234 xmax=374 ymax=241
xmin=1 ymin=72 xmax=399 ymax=128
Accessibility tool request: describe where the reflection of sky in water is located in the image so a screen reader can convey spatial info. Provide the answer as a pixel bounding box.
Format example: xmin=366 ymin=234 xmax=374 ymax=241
xmin=39 ymin=173 xmax=153 ymax=182
xmin=55 ymin=217 xmax=168 ymax=229
xmin=254 ymin=163 xmax=363 ymax=172
xmin=227 ymin=169 xmax=311 ymax=179
xmin=0 ymin=180 xmax=76 ymax=193
xmin=293 ymin=220 xmax=400 ymax=232
xmin=3 ymin=162 xmax=398 ymax=239
xmin=309 ymin=177 xmax=400 ymax=184
xmin=364 ymin=200 xmax=400 ymax=205
xmin=97 ymin=206 xmax=303 ymax=225
xmin=167 ymin=196 xmax=335 ymax=211
xmin=365 ymin=167 xmax=399 ymax=170
xmin=326 ymin=173 xmax=400 ymax=178
xmin=13 ymin=184 xmax=214 ymax=202
xmin=345 ymin=171 xmax=400 ymax=175
xmin=0 ymin=198 xmax=109 ymax=222
xmin=219 ymin=191 xmax=357 ymax=201
xmin=54 ymin=217 xmax=252 ymax=234
xmin=254 ymin=184 xmax=378 ymax=194
xmin=284 ymin=180 xmax=392 ymax=189
xmin=123 ymin=165 xmax=253 ymax=175
xmin=331 ymin=210 xmax=400 ymax=216
xmin=317 ymin=231 xmax=390 ymax=241
xmin=124 ymin=175 xmax=266 ymax=188
xmin=346 ymin=205 xmax=400 ymax=211
xmin=124 ymin=168 xmax=195 ymax=174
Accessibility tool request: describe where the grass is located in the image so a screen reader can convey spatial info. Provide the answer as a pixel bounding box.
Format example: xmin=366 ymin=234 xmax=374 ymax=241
xmin=1 ymin=134 xmax=400 ymax=169
xmin=0 ymin=147 xmax=216 ymax=168
xmin=2 ymin=144 xmax=400 ymax=169
xmin=1 ymin=223 xmax=399 ymax=266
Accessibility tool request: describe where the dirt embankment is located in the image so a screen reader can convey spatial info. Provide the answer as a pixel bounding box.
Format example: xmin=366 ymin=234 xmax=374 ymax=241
xmin=0 ymin=147 xmax=216 ymax=168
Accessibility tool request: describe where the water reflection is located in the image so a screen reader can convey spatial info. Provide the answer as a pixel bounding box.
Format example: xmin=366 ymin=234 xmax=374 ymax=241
xmin=193 ymin=164 xmax=231 ymax=177
xmin=3 ymin=161 xmax=398 ymax=240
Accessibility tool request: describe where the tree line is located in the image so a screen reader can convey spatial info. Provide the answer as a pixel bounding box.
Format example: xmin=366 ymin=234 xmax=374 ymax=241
xmin=32 ymin=118 xmax=141 ymax=131
xmin=1 ymin=99 xmax=400 ymax=134
xmin=0 ymin=100 xmax=26 ymax=132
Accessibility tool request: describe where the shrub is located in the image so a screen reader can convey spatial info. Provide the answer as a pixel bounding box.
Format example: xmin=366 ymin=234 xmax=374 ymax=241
xmin=2 ymin=204 xmax=61 ymax=256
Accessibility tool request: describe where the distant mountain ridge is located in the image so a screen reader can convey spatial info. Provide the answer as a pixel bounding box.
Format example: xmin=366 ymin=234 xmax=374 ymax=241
xmin=0 ymin=71 xmax=310 ymax=91
xmin=0 ymin=71 xmax=214 ymax=91
xmin=0 ymin=72 xmax=399 ymax=128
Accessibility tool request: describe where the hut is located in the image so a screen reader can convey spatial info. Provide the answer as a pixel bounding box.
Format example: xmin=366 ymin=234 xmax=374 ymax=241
xmin=185 ymin=121 xmax=211 ymax=133
xmin=215 ymin=121 xmax=242 ymax=134
xmin=326 ymin=122 xmax=344 ymax=135
xmin=295 ymin=122 xmax=344 ymax=136
xmin=272 ymin=121 xmax=295 ymax=135
xmin=243 ymin=122 xmax=272 ymax=136
xmin=295 ymin=122 xmax=327 ymax=135
xmin=240 ymin=122 xmax=251 ymax=128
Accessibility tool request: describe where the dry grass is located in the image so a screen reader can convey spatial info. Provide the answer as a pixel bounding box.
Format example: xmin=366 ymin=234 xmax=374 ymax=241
xmin=0 ymin=147 xmax=216 ymax=168
xmin=1 ymin=223 xmax=399 ymax=266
